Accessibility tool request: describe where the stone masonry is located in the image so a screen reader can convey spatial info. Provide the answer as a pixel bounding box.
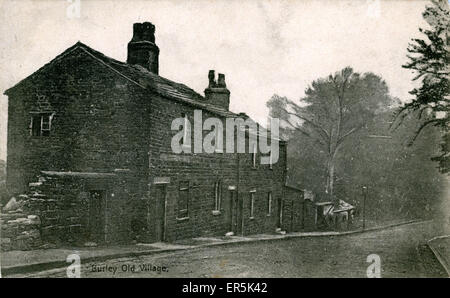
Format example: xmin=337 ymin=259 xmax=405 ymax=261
xmin=3 ymin=22 xmax=305 ymax=247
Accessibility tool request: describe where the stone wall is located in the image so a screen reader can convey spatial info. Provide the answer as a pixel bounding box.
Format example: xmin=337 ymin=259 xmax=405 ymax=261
xmin=146 ymin=91 xmax=292 ymax=241
xmin=1 ymin=170 xmax=147 ymax=251
xmin=1 ymin=195 xmax=42 ymax=251
xmin=4 ymin=42 xmax=301 ymax=245
xmin=31 ymin=172 xmax=144 ymax=245
xmin=6 ymin=46 xmax=150 ymax=195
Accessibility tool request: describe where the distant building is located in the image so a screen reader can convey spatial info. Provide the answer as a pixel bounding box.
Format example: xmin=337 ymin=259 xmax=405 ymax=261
xmin=4 ymin=22 xmax=304 ymax=245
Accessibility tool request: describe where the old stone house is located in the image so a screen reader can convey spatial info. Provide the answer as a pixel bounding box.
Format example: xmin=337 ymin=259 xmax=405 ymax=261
xmin=4 ymin=22 xmax=304 ymax=245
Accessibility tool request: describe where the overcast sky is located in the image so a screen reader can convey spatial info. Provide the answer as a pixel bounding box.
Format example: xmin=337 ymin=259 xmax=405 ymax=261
xmin=0 ymin=0 xmax=430 ymax=160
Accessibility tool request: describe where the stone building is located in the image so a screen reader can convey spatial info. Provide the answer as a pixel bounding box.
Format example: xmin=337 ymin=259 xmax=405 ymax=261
xmin=4 ymin=22 xmax=304 ymax=245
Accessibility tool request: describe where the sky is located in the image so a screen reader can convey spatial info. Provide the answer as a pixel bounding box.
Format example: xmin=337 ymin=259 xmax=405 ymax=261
xmin=0 ymin=0 xmax=430 ymax=160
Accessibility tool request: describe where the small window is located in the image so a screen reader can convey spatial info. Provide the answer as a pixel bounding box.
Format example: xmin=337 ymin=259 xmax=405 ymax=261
xmin=251 ymin=144 xmax=257 ymax=168
xmin=269 ymin=152 xmax=273 ymax=169
xmin=182 ymin=113 xmax=189 ymax=147
xmin=214 ymin=127 xmax=223 ymax=153
xmin=31 ymin=116 xmax=41 ymax=136
xmin=249 ymin=191 xmax=255 ymax=218
xmin=30 ymin=113 xmax=53 ymax=137
xmin=178 ymin=181 xmax=189 ymax=218
xmin=214 ymin=180 xmax=222 ymax=211
xmin=267 ymin=192 xmax=272 ymax=215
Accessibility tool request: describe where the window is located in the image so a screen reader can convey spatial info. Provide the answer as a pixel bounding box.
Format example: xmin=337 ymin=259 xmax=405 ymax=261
xmin=178 ymin=181 xmax=189 ymax=218
xmin=31 ymin=116 xmax=41 ymax=136
xmin=182 ymin=113 xmax=189 ymax=147
xmin=269 ymin=152 xmax=273 ymax=169
xmin=267 ymin=192 xmax=272 ymax=215
xmin=214 ymin=180 xmax=222 ymax=211
xmin=249 ymin=190 xmax=256 ymax=218
xmin=30 ymin=113 xmax=53 ymax=137
xmin=214 ymin=127 xmax=223 ymax=153
xmin=251 ymin=144 xmax=257 ymax=168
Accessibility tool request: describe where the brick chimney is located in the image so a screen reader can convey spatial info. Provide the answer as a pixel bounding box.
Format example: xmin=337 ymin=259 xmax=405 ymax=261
xmin=204 ymin=70 xmax=230 ymax=110
xmin=127 ymin=22 xmax=160 ymax=74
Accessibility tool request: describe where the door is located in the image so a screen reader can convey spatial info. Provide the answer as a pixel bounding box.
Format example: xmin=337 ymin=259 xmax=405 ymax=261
xmin=88 ymin=190 xmax=106 ymax=242
xmin=154 ymin=185 xmax=167 ymax=242
xmin=277 ymin=197 xmax=283 ymax=229
xmin=290 ymin=200 xmax=295 ymax=232
xmin=228 ymin=190 xmax=243 ymax=235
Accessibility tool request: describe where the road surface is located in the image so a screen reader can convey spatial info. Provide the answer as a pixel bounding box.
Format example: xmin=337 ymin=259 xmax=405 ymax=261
xmin=10 ymin=221 xmax=448 ymax=278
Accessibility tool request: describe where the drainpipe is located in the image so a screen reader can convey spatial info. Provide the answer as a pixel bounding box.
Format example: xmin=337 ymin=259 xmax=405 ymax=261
xmin=236 ymin=151 xmax=243 ymax=236
xmin=290 ymin=200 xmax=294 ymax=232
xmin=282 ymin=144 xmax=288 ymax=232
xmin=362 ymin=186 xmax=367 ymax=231
xmin=104 ymin=193 xmax=108 ymax=243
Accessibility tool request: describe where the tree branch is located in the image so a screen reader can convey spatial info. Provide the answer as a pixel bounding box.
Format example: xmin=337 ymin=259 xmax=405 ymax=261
xmin=286 ymin=111 xmax=331 ymax=141
xmin=282 ymin=118 xmax=327 ymax=147
xmin=408 ymin=118 xmax=442 ymax=146
xmin=336 ymin=125 xmax=363 ymax=147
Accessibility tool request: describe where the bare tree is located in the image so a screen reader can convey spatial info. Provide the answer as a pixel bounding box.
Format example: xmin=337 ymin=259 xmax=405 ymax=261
xmin=267 ymin=67 xmax=394 ymax=204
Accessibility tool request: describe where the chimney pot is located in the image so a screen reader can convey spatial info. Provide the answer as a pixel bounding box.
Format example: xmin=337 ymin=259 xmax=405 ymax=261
xmin=217 ymin=73 xmax=226 ymax=88
xmin=204 ymin=70 xmax=230 ymax=110
xmin=127 ymin=22 xmax=159 ymax=74
xmin=208 ymin=70 xmax=217 ymax=88
xmin=142 ymin=22 xmax=155 ymax=42
xmin=132 ymin=23 xmax=143 ymax=41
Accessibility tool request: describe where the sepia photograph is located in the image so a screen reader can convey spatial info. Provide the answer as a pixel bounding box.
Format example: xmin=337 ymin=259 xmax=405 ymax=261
xmin=0 ymin=0 xmax=448 ymax=283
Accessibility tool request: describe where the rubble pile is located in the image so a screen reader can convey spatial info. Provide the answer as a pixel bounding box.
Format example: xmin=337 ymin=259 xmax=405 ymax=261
xmin=1 ymin=193 xmax=43 ymax=251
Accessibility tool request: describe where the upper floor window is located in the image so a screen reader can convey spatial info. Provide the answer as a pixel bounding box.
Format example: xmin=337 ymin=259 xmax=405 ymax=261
xmin=30 ymin=113 xmax=53 ymax=137
xmin=249 ymin=190 xmax=256 ymax=219
xmin=251 ymin=144 xmax=257 ymax=168
xmin=269 ymin=152 xmax=273 ymax=170
xmin=214 ymin=180 xmax=222 ymax=211
xmin=214 ymin=127 xmax=223 ymax=153
xmin=267 ymin=192 xmax=272 ymax=215
xmin=182 ymin=113 xmax=190 ymax=148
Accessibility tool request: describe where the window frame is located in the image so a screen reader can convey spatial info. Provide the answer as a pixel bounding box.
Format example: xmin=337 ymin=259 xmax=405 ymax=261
xmin=182 ymin=113 xmax=190 ymax=149
xmin=213 ymin=180 xmax=222 ymax=212
xmin=269 ymin=152 xmax=273 ymax=169
xmin=30 ymin=112 xmax=54 ymax=137
xmin=249 ymin=190 xmax=256 ymax=219
xmin=267 ymin=192 xmax=272 ymax=216
xmin=177 ymin=181 xmax=190 ymax=219
xmin=251 ymin=143 xmax=257 ymax=168
xmin=214 ymin=126 xmax=223 ymax=153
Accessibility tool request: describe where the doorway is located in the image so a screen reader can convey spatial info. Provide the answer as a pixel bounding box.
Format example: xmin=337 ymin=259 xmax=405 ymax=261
xmin=88 ymin=190 xmax=106 ymax=242
xmin=277 ymin=197 xmax=283 ymax=229
xmin=154 ymin=184 xmax=167 ymax=242
xmin=228 ymin=190 xmax=243 ymax=235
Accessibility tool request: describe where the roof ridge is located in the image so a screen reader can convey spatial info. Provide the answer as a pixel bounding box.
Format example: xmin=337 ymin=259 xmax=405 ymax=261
xmin=3 ymin=41 xmax=286 ymax=141
xmin=75 ymin=42 xmax=204 ymax=99
xmin=4 ymin=42 xmax=85 ymax=94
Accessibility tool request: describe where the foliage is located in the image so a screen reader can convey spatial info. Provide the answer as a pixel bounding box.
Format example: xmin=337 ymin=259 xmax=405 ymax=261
xmin=394 ymin=0 xmax=450 ymax=173
xmin=280 ymin=108 xmax=445 ymax=221
xmin=267 ymin=67 xmax=395 ymax=203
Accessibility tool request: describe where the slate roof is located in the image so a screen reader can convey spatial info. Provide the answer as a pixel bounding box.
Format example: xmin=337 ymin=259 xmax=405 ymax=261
xmin=5 ymin=41 xmax=239 ymax=118
xmin=4 ymin=41 xmax=285 ymax=142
